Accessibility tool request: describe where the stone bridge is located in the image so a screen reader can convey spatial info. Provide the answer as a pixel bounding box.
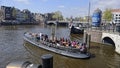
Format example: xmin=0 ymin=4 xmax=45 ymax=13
xmin=46 ymin=21 xmax=57 ymax=25
xmin=102 ymin=32 xmax=120 ymax=54
xmin=46 ymin=21 xmax=69 ymax=26
xmin=85 ymin=29 xmax=120 ymax=54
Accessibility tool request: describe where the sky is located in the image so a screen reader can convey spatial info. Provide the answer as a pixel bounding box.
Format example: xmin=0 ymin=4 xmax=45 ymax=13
xmin=1 ymin=0 xmax=120 ymax=18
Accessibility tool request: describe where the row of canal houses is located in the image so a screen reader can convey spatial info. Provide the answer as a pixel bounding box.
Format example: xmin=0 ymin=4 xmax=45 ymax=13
xmin=0 ymin=6 xmax=52 ymax=25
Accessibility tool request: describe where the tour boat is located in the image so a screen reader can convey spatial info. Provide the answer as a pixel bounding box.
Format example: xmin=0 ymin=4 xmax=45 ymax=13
xmin=23 ymin=32 xmax=90 ymax=59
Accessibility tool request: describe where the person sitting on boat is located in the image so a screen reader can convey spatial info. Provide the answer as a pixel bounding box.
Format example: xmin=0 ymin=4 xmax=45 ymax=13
xmin=53 ymin=37 xmax=57 ymax=44
xmin=75 ymin=42 xmax=80 ymax=48
xmin=65 ymin=38 xmax=69 ymax=46
xmin=36 ymin=34 xmax=40 ymax=42
xmin=44 ymin=34 xmax=48 ymax=42
xmin=31 ymin=33 xmax=37 ymax=40
xmin=31 ymin=33 xmax=35 ymax=37
xmin=39 ymin=32 xmax=42 ymax=40
xmin=72 ymin=41 xmax=76 ymax=48
xmin=49 ymin=36 xmax=56 ymax=44
xmin=59 ymin=37 xmax=65 ymax=45
xmin=80 ymin=43 xmax=87 ymax=53
xmin=41 ymin=34 xmax=44 ymax=41
xmin=68 ymin=40 xmax=71 ymax=47
xmin=62 ymin=38 xmax=68 ymax=46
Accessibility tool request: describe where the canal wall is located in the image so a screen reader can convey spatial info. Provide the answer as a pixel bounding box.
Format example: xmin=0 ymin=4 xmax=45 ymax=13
xmin=85 ymin=29 xmax=120 ymax=54
xmin=85 ymin=30 xmax=102 ymax=43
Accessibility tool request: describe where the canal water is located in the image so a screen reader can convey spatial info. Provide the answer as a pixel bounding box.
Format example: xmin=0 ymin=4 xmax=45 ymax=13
xmin=0 ymin=24 xmax=120 ymax=68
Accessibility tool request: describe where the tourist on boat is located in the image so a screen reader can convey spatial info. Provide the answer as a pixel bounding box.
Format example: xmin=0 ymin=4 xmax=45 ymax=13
xmin=44 ymin=34 xmax=48 ymax=41
xmin=62 ymin=38 xmax=68 ymax=46
xmin=36 ymin=34 xmax=40 ymax=41
xmin=41 ymin=34 xmax=44 ymax=41
xmin=39 ymin=32 xmax=42 ymax=40
xmin=68 ymin=40 xmax=71 ymax=47
xmin=64 ymin=38 xmax=69 ymax=46
xmin=53 ymin=36 xmax=57 ymax=44
xmin=75 ymin=42 xmax=80 ymax=48
xmin=80 ymin=43 xmax=87 ymax=53
xmin=59 ymin=37 xmax=64 ymax=45
xmin=31 ymin=33 xmax=36 ymax=40
xmin=49 ymin=36 xmax=56 ymax=44
xmin=72 ymin=41 xmax=77 ymax=48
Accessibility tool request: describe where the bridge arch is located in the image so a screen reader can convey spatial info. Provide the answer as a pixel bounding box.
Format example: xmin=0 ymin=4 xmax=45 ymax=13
xmin=102 ymin=36 xmax=115 ymax=47
xmin=46 ymin=21 xmax=57 ymax=25
xmin=47 ymin=22 xmax=56 ymax=25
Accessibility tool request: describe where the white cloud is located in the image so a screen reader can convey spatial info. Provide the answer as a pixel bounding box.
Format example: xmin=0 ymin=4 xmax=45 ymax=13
xmin=58 ymin=5 xmax=65 ymax=8
xmin=91 ymin=0 xmax=120 ymax=11
xmin=13 ymin=0 xmax=30 ymax=4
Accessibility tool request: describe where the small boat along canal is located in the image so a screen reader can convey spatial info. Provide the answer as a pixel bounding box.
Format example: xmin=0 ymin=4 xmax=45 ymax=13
xmin=0 ymin=25 xmax=120 ymax=68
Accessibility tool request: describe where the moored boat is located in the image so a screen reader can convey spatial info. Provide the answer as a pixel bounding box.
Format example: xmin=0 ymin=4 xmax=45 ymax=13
xmin=69 ymin=22 xmax=84 ymax=34
xmin=23 ymin=32 xmax=91 ymax=59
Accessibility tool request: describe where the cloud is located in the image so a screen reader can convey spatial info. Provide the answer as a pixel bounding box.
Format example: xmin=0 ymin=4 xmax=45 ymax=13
xmin=13 ymin=0 xmax=30 ymax=4
xmin=58 ymin=5 xmax=65 ymax=8
xmin=91 ymin=0 xmax=120 ymax=11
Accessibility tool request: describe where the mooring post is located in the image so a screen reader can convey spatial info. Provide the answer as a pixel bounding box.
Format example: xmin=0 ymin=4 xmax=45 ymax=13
xmin=41 ymin=54 xmax=53 ymax=68
xmin=87 ymin=34 xmax=91 ymax=50
xmin=83 ymin=31 xmax=87 ymax=44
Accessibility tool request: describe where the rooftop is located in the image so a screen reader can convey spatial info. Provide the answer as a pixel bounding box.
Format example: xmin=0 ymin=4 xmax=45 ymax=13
xmin=111 ymin=9 xmax=120 ymax=12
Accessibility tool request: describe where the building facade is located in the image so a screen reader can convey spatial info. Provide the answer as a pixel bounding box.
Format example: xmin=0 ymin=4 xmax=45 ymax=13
xmin=111 ymin=9 xmax=120 ymax=24
xmin=0 ymin=5 xmax=46 ymax=25
xmin=1 ymin=6 xmax=15 ymax=20
xmin=16 ymin=9 xmax=26 ymax=23
xmin=33 ymin=13 xmax=44 ymax=22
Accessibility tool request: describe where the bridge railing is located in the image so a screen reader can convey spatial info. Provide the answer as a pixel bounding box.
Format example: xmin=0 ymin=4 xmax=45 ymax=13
xmin=86 ymin=23 xmax=120 ymax=34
